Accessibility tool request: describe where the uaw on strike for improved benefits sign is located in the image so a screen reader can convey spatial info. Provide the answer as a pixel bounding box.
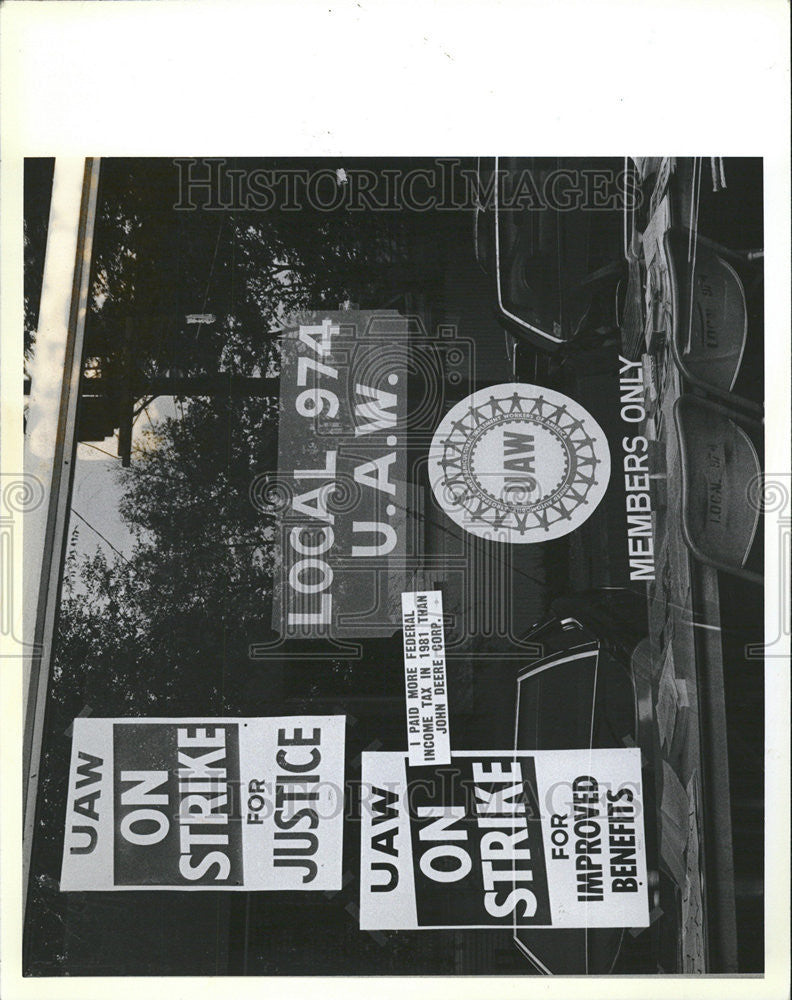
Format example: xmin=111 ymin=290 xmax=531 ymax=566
xmin=360 ymin=750 xmax=649 ymax=929
xmin=61 ymin=717 xmax=345 ymax=891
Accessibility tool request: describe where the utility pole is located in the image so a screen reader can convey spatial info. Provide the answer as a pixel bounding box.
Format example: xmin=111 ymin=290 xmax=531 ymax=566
xmin=79 ymin=317 xmax=277 ymax=466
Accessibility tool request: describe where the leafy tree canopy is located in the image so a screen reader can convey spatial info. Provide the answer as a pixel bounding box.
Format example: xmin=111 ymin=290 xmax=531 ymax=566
xmin=85 ymin=158 xmax=442 ymax=383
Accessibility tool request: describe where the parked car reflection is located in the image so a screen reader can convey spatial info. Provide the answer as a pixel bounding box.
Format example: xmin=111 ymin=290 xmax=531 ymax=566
xmin=474 ymin=157 xmax=627 ymax=354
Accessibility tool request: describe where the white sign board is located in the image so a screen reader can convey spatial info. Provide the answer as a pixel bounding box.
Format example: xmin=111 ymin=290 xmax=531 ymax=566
xmin=360 ymin=749 xmax=649 ymax=929
xmin=61 ymin=716 xmax=345 ymax=891
xmin=401 ymin=590 xmax=450 ymax=766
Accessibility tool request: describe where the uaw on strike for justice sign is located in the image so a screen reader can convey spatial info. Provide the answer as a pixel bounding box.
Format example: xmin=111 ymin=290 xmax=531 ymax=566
xmin=272 ymin=310 xmax=409 ymax=638
xmin=60 ymin=717 xmax=345 ymax=891
xmin=360 ymin=750 xmax=649 ymax=929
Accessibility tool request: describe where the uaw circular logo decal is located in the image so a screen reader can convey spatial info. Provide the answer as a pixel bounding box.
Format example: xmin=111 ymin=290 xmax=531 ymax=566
xmin=428 ymin=383 xmax=611 ymax=543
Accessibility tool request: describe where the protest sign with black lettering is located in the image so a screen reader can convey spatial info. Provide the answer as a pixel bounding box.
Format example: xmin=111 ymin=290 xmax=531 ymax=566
xmin=61 ymin=716 xmax=345 ymax=891
xmin=359 ymin=749 xmax=648 ymax=929
xmin=401 ymin=590 xmax=450 ymax=766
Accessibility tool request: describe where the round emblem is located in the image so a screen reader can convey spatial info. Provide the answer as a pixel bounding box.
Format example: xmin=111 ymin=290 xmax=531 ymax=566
xmin=428 ymin=383 xmax=611 ymax=543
